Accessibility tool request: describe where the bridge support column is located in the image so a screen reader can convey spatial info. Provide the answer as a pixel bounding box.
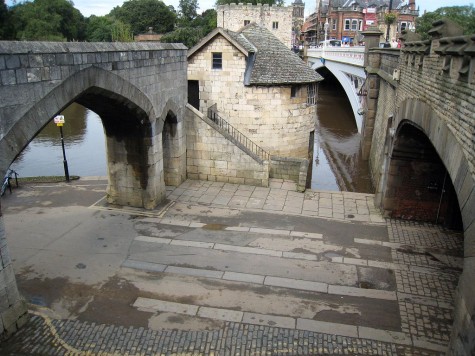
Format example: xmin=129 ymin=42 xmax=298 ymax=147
xmin=106 ymin=124 xmax=166 ymax=210
xmin=360 ymin=28 xmax=383 ymax=160
xmin=0 ymin=204 xmax=28 ymax=340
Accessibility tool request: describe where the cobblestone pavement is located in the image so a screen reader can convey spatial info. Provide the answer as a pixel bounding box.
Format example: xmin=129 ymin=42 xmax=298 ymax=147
xmin=0 ymin=178 xmax=463 ymax=355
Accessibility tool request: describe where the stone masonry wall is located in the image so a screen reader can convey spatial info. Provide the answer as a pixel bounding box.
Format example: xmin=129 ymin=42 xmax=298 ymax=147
xmin=186 ymin=105 xmax=269 ymax=186
xmin=188 ymin=35 xmax=316 ymax=159
xmin=367 ymin=24 xmax=475 ymax=354
xmin=217 ymin=3 xmax=293 ymax=48
xmin=0 ymin=205 xmax=28 ymax=341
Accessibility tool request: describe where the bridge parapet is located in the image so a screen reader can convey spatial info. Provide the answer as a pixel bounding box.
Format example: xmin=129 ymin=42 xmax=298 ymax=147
xmin=307 ymin=46 xmax=365 ymax=67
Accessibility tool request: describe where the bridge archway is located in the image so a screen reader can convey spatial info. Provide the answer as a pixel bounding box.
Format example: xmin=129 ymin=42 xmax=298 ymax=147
xmin=379 ymin=98 xmax=475 ymax=351
xmin=0 ymin=66 xmax=185 ymax=210
xmin=380 ymin=98 xmax=473 ymax=233
xmin=383 ymin=121 xmax=463 ymax=229
xmin=312 ymin=61 xmax=365 ymax=132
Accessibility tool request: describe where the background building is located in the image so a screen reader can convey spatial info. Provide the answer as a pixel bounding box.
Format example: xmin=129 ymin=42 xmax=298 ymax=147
xmin=304 ymin=0 xmax=418 ymax=45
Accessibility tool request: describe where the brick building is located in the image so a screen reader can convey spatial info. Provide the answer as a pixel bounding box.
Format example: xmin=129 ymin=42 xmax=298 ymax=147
xmin=305 ymin=0 xmax=418 ymax=45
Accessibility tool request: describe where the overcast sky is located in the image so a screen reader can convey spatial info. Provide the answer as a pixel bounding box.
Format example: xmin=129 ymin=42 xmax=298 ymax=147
xmin=6 ymin=0 xmax=474 ymax=18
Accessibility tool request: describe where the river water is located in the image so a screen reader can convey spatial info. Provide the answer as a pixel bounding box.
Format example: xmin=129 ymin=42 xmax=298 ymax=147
xmin=10 ymin=85 xmax=373 ymax=193
xmin=310 ymin=80 xmax=374 ymax=193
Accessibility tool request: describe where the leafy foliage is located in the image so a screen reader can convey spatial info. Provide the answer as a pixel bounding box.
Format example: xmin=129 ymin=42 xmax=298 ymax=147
xmin=178 ymin=0 xmax=198 ymax=24
xmin=416 ymin=5 xmax=475 ymax=40
xmin=111 ymin=20 xmax=134 ymax=42
xmin=109 ymin=0 xmax=176 ymax=35
xmin=384 ymin=12 xmax=397 ymax=25
xmin=8 ymin=0 xmax=85 ymax=41
xmin=161 ymin=8 xmax=217 ymax=48
xmin=216 ymin=0 xmax=284 ymax=6
xmin=85 ymin=16 xmax=115 ymax=42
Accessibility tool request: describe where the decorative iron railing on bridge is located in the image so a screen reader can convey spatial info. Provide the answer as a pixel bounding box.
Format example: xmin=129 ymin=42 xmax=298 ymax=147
xmin=207 ymin=104 xmax=270 ymax=164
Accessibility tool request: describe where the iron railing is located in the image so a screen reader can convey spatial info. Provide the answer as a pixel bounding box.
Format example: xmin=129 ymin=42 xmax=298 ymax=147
xmin=207 ymin=104 xmax=270 ymax=163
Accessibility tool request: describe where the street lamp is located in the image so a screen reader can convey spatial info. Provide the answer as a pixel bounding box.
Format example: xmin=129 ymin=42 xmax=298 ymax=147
xmin=54 ymin=115 xmax=70 ymax=182
xmin=323 ymin=18 xmax=329 ymax=57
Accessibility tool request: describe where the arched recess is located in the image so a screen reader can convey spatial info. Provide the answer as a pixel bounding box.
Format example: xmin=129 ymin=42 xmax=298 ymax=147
xmin=379 ymin=98 xmax=475 ymax=353
xmin=0 ymin=66 xmax=167 ymax=210
xmin=158 ymin=100 xmax=186 ymax=187
xmin=312 ymin=61 xmax=365 ymax=132
xmin=383 ymin=121 xmax=463 ymax=229
xmin=380 ymin=98 xmax=475 ymax=235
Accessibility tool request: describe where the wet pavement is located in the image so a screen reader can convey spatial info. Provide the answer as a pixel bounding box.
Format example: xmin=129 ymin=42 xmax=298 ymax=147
xmin=0 ymin=177 xmax=463 ymax=355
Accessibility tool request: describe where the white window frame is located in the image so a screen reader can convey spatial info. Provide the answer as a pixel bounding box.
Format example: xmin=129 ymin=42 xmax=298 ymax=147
xmin=344 ymin=19 xmax=350 ymax=30
xmin=332 ymin=18 xmax=337 ymax=30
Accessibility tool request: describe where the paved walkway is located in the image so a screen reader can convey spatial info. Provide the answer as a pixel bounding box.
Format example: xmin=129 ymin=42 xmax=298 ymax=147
xmin=0 ymin=178 xmax=463 ymax=355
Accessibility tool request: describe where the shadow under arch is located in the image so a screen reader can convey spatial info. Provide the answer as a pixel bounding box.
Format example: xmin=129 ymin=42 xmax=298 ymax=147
xmin=383 ymin=98 xmax=474 ymax=234
xmin=313 ymin=62 xmax=364 ymax=132
xmin=384 ymin=120 xmax=463 ymax=229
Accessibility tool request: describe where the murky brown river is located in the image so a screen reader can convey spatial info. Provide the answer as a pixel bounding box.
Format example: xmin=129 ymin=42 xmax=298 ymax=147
xmin=11 ymin=83 xmax=373 ymax=193
xmin=311 ymin=79 xmax=374 ymax=193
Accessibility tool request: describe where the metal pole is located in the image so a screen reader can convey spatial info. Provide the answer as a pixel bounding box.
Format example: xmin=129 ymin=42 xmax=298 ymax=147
xmin=386 ymin=0 xmax=393 ymax=42
xmin=59 ymin=126 xmax=70 ymax=182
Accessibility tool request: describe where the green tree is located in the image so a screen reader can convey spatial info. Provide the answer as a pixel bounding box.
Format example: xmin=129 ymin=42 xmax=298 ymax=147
xmin=110 ymin=0 xmax=176 ymax=35
xmin=86 ymin=15 xmax=115 ymax=42
xmin=216 ymin=0 xmax=284 ymax=6
xmin=161 ymin=9 xmax=216 ymax=48
xmin=416 ymin=5 xmax=475 ymax=40
xmin=178 ymin=0 xmax=198 ymax=24
xmin=161 ymin=26 xmax=204 ymax=48
xmin=111 ymin=20 xmax=134 ymax=42
xmin=0 ymin=0 xmax=11 ymax=39
xmin=9 ymin=0 xmax=85 ymax=41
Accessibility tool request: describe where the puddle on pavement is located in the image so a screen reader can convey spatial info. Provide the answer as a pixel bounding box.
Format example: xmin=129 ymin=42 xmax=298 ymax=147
xmin=202 ymin=223 xmax=226 ymax=230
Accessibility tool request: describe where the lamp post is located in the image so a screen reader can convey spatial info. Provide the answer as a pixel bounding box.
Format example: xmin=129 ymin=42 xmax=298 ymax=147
xmin=323 ymin=18 xmax=329 ymax=57
xmin=54 ymin=115 xmax=70 ymax=182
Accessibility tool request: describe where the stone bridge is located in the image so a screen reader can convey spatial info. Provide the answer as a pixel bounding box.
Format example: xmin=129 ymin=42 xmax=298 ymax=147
xmin=361 ymin=22 xmax=475 ymax=354
xmin=0 ymin=41 xmax=188 ymax=338
xmin=0 ymin=42 xmax=188 ymax=208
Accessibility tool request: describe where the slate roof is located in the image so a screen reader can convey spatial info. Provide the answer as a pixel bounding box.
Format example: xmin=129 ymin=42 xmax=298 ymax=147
xmin=236 ymin=24 xmax=323 ymax=85
xmin=188 ymin=24 xmax=322 ymax=86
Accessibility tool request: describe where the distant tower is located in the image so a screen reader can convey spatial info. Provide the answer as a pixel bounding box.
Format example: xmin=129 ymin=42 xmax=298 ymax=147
xmin=292 ymin=0 xmax=305 ymax=47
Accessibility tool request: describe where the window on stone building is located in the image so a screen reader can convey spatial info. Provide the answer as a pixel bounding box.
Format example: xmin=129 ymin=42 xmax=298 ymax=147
xmin=291 ymin=85 xmax=298 ymax=98
xmin=212 ymin=52 xmax=222 ymax=69
xmin=359 ymin=20 xmax=363 ymax=31
xmin=351 ymin=19 xmax=358 ymax=31
xmin=307 ymin=83 xmax=317 ymax=105
xmin=244 ymin=20 xmax=250 ymax=26
xmin=272 ymin=21 xmax=279 ymax=29
xmin=344 ymin=19 xmax=350 ymax=30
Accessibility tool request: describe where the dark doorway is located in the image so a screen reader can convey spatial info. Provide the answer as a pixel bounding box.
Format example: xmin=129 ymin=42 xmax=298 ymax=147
xmin=188 ymin=80 xmax=199 ymax=110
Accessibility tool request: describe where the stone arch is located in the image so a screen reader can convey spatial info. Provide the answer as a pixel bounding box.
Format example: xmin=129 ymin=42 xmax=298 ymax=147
xmin=386 ymin=98 xmax=474 ymax=235
xmin=159 ymin=99 xmax=186 ymax=187
xmin=382 ymin=98 xmax=475 ymax=353
xmin=0 ymin=66 xmax=166 ymax=210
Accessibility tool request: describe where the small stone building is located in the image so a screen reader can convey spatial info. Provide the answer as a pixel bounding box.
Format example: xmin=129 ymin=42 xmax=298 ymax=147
xmin=187 ymin=23 xmax=323 ymax=159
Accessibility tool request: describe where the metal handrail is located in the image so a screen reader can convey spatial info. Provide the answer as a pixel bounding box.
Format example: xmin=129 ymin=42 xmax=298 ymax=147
xmin=207 ymin=104 xmax=270 ymax=162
